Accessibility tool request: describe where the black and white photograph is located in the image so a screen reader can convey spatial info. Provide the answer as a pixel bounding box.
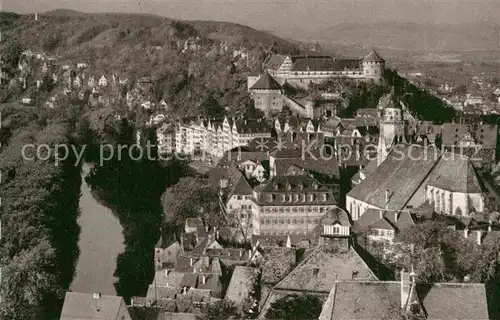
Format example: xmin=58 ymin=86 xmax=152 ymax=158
xmin=0 ymin=0 xmax=500 ymax=319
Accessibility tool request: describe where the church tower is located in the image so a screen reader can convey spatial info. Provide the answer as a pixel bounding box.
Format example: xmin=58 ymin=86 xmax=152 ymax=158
xmin=377 ymin=89 xmax=405 ymax=165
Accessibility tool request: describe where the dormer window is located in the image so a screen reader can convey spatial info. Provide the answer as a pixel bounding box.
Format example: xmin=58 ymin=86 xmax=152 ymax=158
xmin=298 ymin=183 xmax=304 ymax=191
xmin=281 ymin=194 xmax=286 ymax=203
xmin=273 ymin=183 xmax=279 ymax=190
xmin=293 ymin=194 xmax=299 ymax=202
xmin=308 ymin=194 xmax=314 ymax=202
xmin=286 ymin=183 xmax=292 ymax=190
xmin=322 ymin=193 xmax=327 ymax=201
xmin=312 ymin=182 xmax=318 ymax=190
xmin=267 ymin=194 xmax=273 ymax=202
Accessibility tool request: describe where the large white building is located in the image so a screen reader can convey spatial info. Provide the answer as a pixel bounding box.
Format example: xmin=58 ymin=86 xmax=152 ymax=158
xmin=174 ymin=117 xmax=272 ymax=160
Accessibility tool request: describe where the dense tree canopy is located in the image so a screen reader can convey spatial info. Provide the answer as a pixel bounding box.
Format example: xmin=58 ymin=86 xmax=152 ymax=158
xmin=265 ymin=294 xmax=322 ymax=320
xmin=384 ymin=220 xmax=500 ymax=283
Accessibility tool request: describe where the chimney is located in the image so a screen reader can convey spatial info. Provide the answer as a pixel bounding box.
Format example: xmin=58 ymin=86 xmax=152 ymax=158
xmin=476 ymin=230 xmax=482 ymax=245
xmin=379 ymin=210 xmax=383 ymax=219
xmin=202 ymin=275 xmax=206 ymax=284
xmin=205 ymin=225 xmax=209 ymax=233
xmin=248 ymin=249 xmax=252 ymax=259
xmin=464 ymin=228 xmax=469 ymax=238
xmin=400 ymin=269 xmax=410 ymax=309
xmin=394 ymin=211 xmax=399 ymax=223
xmin=216 ymin=230 xmax=220 ymax=240
xmin=93 ymin=292 xmax=101 ymax=299
xmin=190 ymin=257 xmax=193 ymax=267
xmin=385 ymin=190 xmax=390 ymax=204
xmin=488 ymin=220 xmax=492 ymax=232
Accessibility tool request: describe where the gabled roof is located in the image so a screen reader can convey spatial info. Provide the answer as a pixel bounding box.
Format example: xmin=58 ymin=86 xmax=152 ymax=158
xmin=226 ymin=165 xmax=253 ymax=196
xmin=426 ymin=153 xmax=484 ymax=193
xmin=60 ymin=292 xmax=127 ymax=320
xmin=263 ymin=54 xmax=287 ymax=70
xmin=363 ymin=49 xmax=385 ymax=63
xmin=347 ymin=146 xmax=439 ymax=210
xmin=274 ymin=246 xmax=377 ymax=292
xmin=250 ymin=72 xmax=282 ymax=90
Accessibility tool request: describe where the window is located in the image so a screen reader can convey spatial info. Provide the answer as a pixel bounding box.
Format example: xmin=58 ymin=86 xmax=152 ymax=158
xmin=237 ymin=195 xmax=242 ymax=200
xmin=292 ymin=218 xmax=297 ymax=224
xmin=287 ymin=219 xmax=291 ymax=224
xmin=320 ymin=207 xmax=325 ymax=213
xmin=279 ymin=219 xmax=284 ymax=224
xmin=299 ymin=218 xmax=305 ymax=224
xmin=279 ymin=207 xmax=284 ymax=213
xmin=261 ymin=219 xmax=266 ymax=225
xmin=273 ymin=219 xmax=278 ymax=224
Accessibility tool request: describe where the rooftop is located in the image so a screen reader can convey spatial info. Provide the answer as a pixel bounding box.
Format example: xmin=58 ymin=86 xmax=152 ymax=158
xmin=274 ymin=246 xmax=377 ymax=293
xmin=60 ymin=292 xmax=128 ymax=320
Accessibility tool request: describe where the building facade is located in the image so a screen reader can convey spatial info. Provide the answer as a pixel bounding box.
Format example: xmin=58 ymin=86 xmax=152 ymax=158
xmin=251 ymin=175 xmax=338 ymax=235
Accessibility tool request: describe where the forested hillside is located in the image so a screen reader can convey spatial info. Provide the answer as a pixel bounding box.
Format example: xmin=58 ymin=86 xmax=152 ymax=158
xmin=0 ymin=11 xmax=299 ymax=116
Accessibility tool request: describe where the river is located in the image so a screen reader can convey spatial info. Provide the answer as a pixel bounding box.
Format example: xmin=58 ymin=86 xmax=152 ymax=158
xmin=70 ymin=162 xmax=125 ymax=295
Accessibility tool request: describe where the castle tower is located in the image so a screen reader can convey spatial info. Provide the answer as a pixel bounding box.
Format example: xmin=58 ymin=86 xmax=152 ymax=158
xmin=362 ymin=49 xmax=385 ymax=84
xmin=377 ymin=89 xmax=405 ymax=165
xmin=249 ymin=71 xmax=283 ymax=117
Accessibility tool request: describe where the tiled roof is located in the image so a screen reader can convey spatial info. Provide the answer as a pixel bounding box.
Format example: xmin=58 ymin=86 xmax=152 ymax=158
xmin=290 ymin=57 xmax=361 ymax=71
xmin=363 ymin=49 xmax=385 ymax=63
xmin=226 ymin=165 xmax=253 ymax=197
xmin=347 ymin=146 xmax=439 ymax=210
xmin=60 ymin=292 xmax=127 ymax=320
xmin=331 ymin=281 xmax=401 ymax=319
xmin=417 ymin=283 xmax=492 ymax=319
xmin=250 ymin=72 xmax=282 ymax=90
xmin=234 ymin=118 xmax=272 ymax=134
xmin=426 ymin=153 xmax=484 ymax=193
xmin=275 ymin=247 xmax=377 ymax=292
xmin=440 ymin=123 xmax=497 ymax=149
xmin=355 ymin=209 xmax=415 ymax=233
xmin=255 ymin=175 xmax=336 ymax=206
xmin=263 ymin=54 xmax=287 ymax=70
xmin=225 ymin=266 xmax=260 ymax=304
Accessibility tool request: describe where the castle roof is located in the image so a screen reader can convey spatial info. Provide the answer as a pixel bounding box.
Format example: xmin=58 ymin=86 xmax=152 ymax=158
xmin=363 ymin=49 xmax=385 ymax=63
xmin=250 ymin=72 xmax=282 ymax=90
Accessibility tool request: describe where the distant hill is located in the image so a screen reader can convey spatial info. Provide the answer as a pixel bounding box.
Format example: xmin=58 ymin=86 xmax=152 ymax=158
xmin=0 ymin=10 xmax=299 ymax=116
xmin=308 ymin=21 xmax=500 ymax=53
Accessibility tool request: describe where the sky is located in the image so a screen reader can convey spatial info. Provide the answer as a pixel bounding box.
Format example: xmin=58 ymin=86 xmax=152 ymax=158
xmin=2 ymin=0 xmax=500 ymax=37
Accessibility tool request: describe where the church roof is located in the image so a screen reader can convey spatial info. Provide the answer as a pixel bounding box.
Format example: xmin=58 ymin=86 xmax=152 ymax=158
xmin=363 ymin=49 xmax=385 ymax=63
xmin=426 ymin=153 xmax=484 ymax=193
xmin=250 ymin=72 xmax=282 ymax=90
xmin=347 ymin=146 xmax=439 ymax=210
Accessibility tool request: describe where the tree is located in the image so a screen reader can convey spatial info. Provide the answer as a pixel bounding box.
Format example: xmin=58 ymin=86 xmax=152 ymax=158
xmin=265 ymin=294 xmax=322 ymax=320
xmin=162 ymin=176 xmax=223 ymax=226
xmin=201 ymin=94 xmax=226 ymax=118
xmin=203 ymin=300 xmax=239 ymax=320
xmin=1 ymin=41 xmax=23 ymax=77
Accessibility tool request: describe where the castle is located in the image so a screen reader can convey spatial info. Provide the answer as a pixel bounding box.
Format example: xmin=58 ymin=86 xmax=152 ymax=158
xmin=248 ymin=49 xmax=385 ymax=117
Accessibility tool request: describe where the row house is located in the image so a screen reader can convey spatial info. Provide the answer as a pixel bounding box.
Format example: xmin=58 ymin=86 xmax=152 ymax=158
xmin=175 ymin=117 xmax=272 ymax=160
xmin=252 ymin=174 xmax=338 ymax=235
